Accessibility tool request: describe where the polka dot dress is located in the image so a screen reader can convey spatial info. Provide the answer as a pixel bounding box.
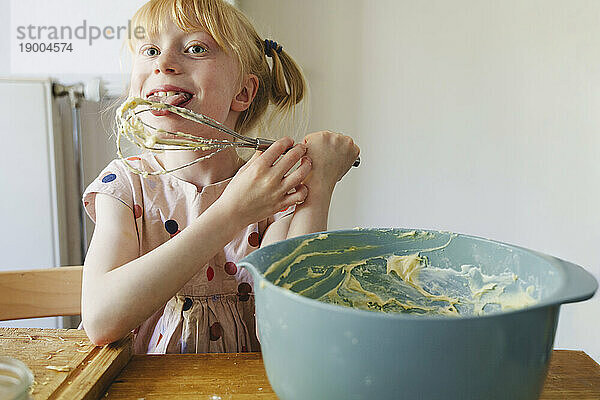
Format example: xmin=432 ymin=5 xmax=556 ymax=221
xmin=82 ymin=152 xmax=295 ymax=354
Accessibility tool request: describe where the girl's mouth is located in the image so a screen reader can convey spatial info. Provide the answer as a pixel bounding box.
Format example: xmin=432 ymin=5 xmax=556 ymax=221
xmin=146 ymin=90 xmax=194 ymax=116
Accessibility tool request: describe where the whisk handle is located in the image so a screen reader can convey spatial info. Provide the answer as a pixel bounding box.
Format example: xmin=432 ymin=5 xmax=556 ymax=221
xmin=255 ymin=138 xmax=360 ymax=167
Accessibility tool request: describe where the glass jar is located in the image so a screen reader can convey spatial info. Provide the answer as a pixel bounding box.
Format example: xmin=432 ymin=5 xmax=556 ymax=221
xmin=0 ymin=357 xmax=33 ymax=400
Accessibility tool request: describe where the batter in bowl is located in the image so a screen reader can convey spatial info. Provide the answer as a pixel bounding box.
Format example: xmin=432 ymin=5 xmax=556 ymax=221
xmin=264 ymin=231 xmax=538 ymax=316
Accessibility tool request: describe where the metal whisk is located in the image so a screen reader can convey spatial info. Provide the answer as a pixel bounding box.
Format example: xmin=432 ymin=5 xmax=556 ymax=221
xmin=116 ymin=97 xmax=360 ymax=176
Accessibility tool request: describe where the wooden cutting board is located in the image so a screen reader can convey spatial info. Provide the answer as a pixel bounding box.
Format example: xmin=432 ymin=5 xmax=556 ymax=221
xmin=0 ymin=328 xmax=132 ymax=399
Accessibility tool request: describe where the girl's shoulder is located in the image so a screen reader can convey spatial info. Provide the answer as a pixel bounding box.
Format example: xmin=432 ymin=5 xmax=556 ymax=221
xmin=92 ymin=152 xmax=167 ymax=188
xmin=83 ymin=153 xmax=164 ymax=223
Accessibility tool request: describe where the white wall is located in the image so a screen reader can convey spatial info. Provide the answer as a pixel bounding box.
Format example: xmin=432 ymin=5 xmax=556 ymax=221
xmin=240 ymin=0 xmax=600 ymax=362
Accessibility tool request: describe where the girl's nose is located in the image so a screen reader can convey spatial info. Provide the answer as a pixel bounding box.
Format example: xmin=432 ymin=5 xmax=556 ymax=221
xmin=154 ymin=50 xmax=181 ymax=75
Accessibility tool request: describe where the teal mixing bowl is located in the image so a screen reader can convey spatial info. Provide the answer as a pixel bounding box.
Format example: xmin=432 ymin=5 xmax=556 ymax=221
xmin=238 ymin=228 xmax=597 ymax=400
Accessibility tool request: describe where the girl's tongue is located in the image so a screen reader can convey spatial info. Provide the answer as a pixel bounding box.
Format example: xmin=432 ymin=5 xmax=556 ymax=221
xmin=147 ymin=92 xmax=193 ymax=107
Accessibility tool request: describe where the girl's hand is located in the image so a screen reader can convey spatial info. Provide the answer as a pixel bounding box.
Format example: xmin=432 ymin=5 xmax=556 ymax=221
xmin=303 ymin=130 xmax=360 ymax=189
xmin=216 ymin=137 xmax=312 ymax=227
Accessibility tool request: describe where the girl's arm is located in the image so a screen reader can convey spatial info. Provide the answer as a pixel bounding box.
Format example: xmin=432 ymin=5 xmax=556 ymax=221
xmin=82 ymin=138 xmax=310 ymax=345
xmin=285 ymin=178 xmax=334 ymax=236
xmin=260 ymin=181 xmax=332 ymax=247
xmin=83 ymin=193 xmax=245 ymax=345
xmin=261 ymin=131 xmax=359 ymax=246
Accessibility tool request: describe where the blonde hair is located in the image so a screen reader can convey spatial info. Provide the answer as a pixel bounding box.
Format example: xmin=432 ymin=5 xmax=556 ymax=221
xmin=126 ymin=0 xmax=307 ymax=137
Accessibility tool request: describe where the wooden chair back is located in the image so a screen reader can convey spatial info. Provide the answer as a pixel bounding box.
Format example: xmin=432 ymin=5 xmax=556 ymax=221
xmin=0 ymin=266 xmax=82 ymax=321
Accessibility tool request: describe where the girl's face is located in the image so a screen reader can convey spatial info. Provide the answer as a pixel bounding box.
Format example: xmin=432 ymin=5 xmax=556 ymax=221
xmin=129 ymin=21 xmax=245 ymax=140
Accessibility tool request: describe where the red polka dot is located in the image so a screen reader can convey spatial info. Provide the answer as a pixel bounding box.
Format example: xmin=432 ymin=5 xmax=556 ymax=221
xmin=127 ymin=156 xmax=142 ymax=161
xmin=84 ymin=201 xmax=89 ymax=206
xmin=224 ymin=262 xmax=237 ymax=275
xmin=207 ymin=266 xmax=214 ymax=281
xmin=248 ymin=231 xmax=260 ymax=247
xmin=209 ymin=322 xmax=223 ymax=341
xmin=133 ymin=204 xmax=143 ymax=219
xmin=238 ymin=282 xmax=252 ymax=302
xmin=238 ymin=282 xmax=252 ymax=294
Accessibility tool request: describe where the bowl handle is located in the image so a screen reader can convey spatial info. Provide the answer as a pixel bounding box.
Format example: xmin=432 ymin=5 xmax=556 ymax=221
xmin=553 ymin=258 xmax=598 ymax=304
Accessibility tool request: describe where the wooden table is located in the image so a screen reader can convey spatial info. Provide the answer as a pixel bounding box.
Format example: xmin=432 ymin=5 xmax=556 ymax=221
xmin=2 ymin=328 xmax=600 ymax=399
xmin=105 ymin=350 xmax=600 ymax=399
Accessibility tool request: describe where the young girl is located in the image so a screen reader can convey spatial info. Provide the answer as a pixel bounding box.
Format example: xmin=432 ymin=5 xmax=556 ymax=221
xmin=81 ymin=0 xmax=359 ymax=354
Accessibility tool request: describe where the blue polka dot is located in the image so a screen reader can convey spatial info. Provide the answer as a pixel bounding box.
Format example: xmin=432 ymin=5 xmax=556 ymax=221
xmin=101 ymin=173 xmax=116 ymax=183
xmin=165 ymin=219 xmax=179 ymax=234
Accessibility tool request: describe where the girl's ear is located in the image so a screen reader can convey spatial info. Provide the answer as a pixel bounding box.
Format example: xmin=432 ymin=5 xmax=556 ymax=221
xmin=231 ymin=74 xmax=259 ymax=112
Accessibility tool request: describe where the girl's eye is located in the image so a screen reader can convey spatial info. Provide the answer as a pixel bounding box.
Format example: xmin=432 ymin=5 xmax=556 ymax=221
xmin=142 ymin=46 xmax=160 ymax=57
xmin=186 ymin=44 xmax=207 ymax=55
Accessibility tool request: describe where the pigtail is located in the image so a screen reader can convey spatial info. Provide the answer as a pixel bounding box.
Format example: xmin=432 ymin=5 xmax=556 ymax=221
xmin=266 ymin=43 xmax=305 ymax=112
xmin=235 ymin=36 xmax=308 ymax=136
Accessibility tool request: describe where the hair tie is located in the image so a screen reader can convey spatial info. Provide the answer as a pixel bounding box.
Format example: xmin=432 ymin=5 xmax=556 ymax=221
xmin=264 ymin=39 xmax=282 ymax=57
